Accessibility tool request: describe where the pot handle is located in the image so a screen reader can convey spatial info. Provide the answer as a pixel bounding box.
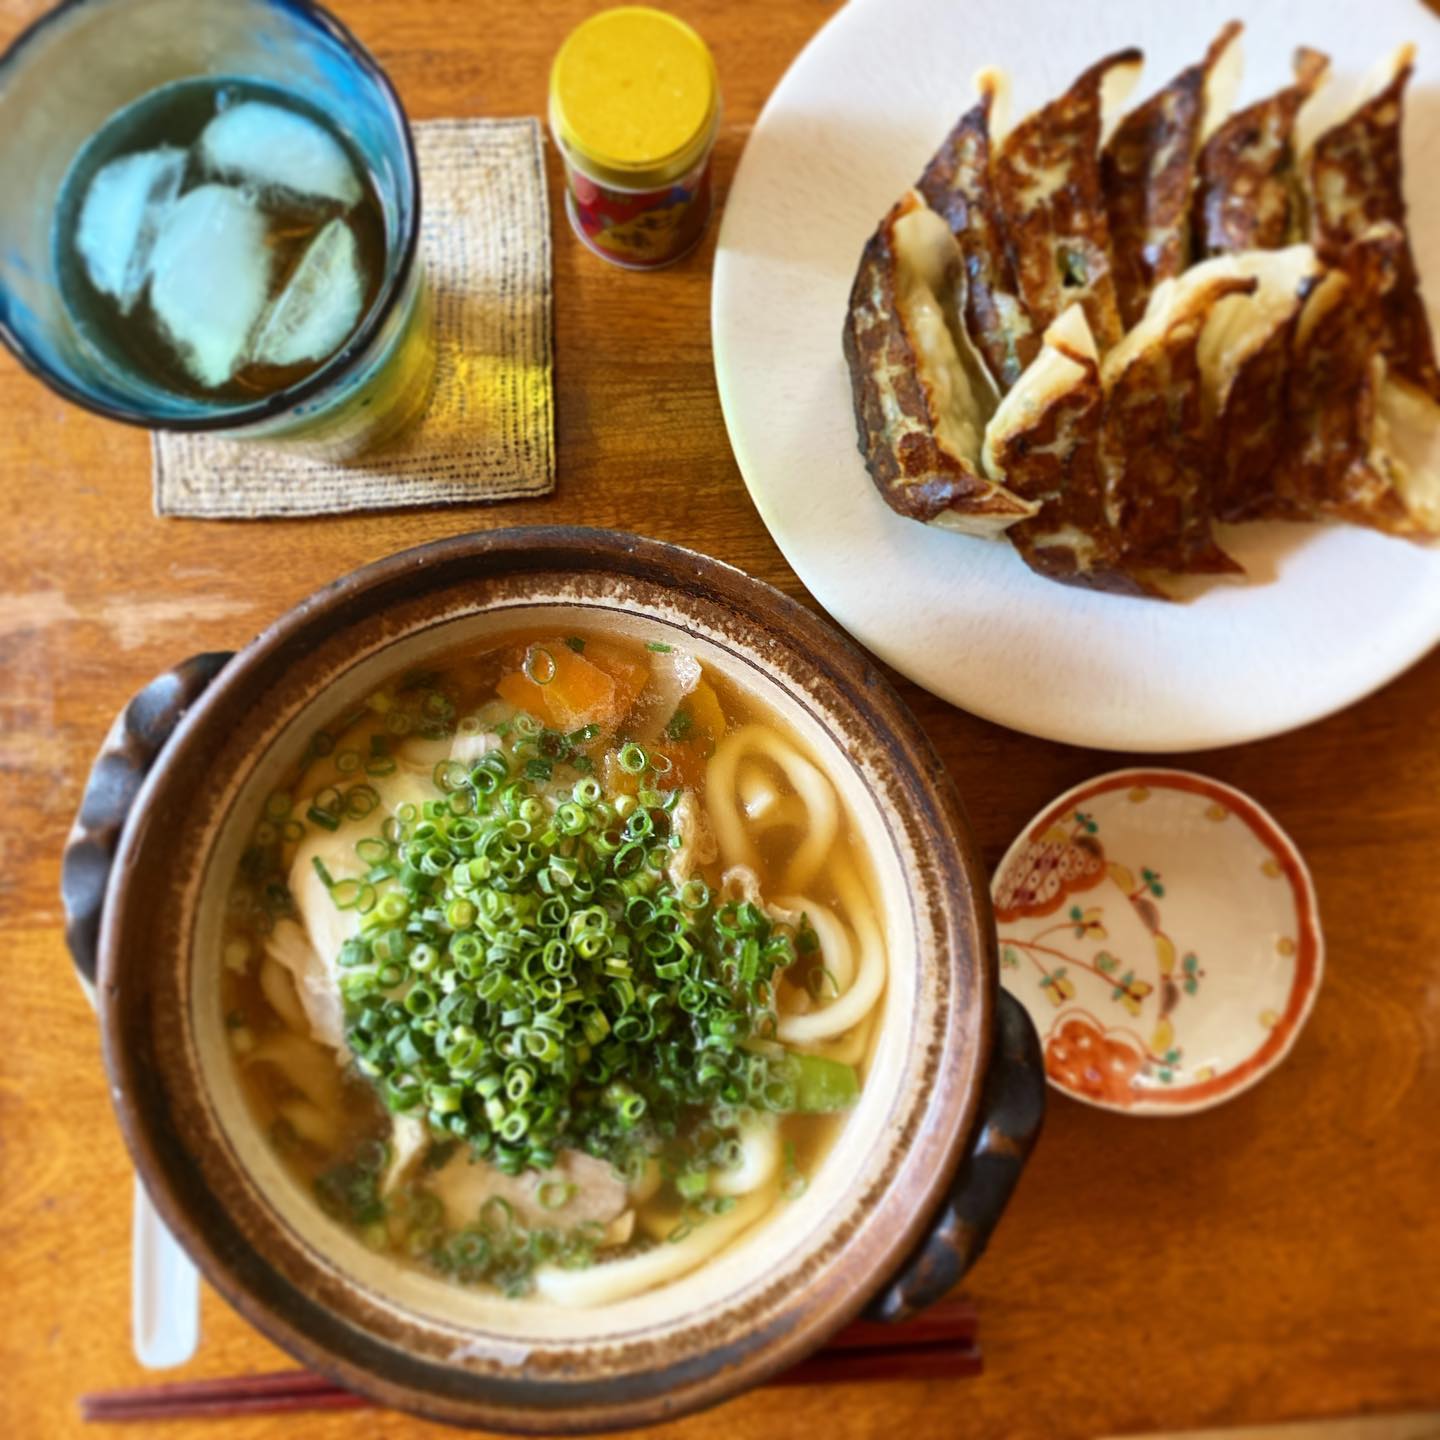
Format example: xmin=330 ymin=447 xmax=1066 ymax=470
xmin=865 ymin=989 xmax=1046 ymax=1322
xmin=61 ymin=652 xmax=234 ymax=993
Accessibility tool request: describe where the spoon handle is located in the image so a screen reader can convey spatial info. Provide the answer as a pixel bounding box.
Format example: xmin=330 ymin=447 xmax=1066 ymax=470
xmin=132 ymin=1175 xmax=201 ymax=1370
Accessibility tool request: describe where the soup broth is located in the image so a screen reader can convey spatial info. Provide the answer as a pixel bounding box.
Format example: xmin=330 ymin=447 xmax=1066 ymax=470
xmin=221 ymin=629 xmax=887 ymax=1305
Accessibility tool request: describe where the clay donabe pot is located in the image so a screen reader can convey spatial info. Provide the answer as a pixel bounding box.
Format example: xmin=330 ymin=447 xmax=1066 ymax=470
xmin=62 ymin=527 xmax=1043 ymax=1433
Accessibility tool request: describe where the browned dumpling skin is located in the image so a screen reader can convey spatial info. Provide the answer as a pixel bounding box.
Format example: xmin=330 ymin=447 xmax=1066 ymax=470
xmin=918 ymin=77 xmax=1038 ymax=392
xmin=983 ymin=305 xmax=1164 ymax=596
xmin=843 ymin=191 xmax=1035 ymax=533
xmin=1271 ymin=236 xmax=1417 ymax=533
xmin=1193 ymin=47 xmax=1329 ymax=257
xmin=1211 ymin=322 xmax=1299 ymax=522
xmin=1103 ymin=22 xmax=1242 ymax=329
xmin=992 ymin=49 xmax=1142 ymax=353
xmin=1099 ymin=269 xmax=1255 ymax=575
xmin=1199 ymin=247 xmax=1326 ymax=523
xmin=1307 ymin=46 xmax=1440 ymax=401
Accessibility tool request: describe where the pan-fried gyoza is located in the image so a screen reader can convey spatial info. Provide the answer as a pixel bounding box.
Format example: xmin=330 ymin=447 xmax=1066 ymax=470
xmin=1193 ymin=48 xmax=1329 ymax=258
xmin=989 ymin=49 xmax=1141 ymax=354
xmin=843 ymin=190 xmax=1030 ymax=534
xmin=1103 ymin=21 xmax=1242 ymax=328
xmin=918 ymin=72 xmax=1038 ymax=391
xmin=843 ymin=23 xmax=1440 ymax=597
xmin=1305 ymin=45 xmax=1440 ymax=402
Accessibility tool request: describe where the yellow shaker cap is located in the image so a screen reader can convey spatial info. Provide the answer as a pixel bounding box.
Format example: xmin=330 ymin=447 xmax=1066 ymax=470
xmin=549 ymin=7 xmax=719 ymax=191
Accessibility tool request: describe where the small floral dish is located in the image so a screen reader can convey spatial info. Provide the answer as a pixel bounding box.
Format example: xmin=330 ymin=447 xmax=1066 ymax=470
xmin=992 ymin=769 xmax=1323 ymax=1115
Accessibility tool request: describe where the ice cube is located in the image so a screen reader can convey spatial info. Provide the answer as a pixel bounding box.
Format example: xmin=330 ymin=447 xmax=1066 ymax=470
xmin=75 ymin=147 xmax=186 ymax=314
xmin=147 ymin=184 xmax=272 ymax=389
xmin=250 ymin=218 xmax=364 ymax=368
xmin=198 ymin=101 xmax=362 ymax=210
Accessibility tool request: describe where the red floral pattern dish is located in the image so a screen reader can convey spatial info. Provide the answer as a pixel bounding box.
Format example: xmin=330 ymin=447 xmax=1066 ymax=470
xmin=992 ymin=769 xmax=1323 ymax=1114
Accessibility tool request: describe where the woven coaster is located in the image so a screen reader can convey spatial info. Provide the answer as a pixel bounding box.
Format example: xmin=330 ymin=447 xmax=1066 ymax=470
xmin=153 ymin=117 xmax=554 ymax=519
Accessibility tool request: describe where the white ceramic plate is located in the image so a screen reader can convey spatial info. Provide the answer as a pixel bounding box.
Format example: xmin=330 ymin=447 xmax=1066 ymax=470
xmin=712 ymin=0 xmax=1440 ymax=751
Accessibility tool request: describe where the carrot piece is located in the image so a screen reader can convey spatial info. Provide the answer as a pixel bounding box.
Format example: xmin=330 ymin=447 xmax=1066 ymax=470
xmin=549 ymin=649 xmax=617 ymax=729
xmin=583 ymin=640 xmax=650 ymax=693
xmin=654 ymin=740 xmax=710 ymax=789
xmin=603 ymin=750 xmax=640 ymax=797
xmin=583 ymin=640 xmax=651 ymax=721
xmin=686 ymin=680 xmax=727 ymax=742
xmin=497 ymin=670 xmax=556 ymax=726
xmin=497 ymin=643 xmax=620 ymax=731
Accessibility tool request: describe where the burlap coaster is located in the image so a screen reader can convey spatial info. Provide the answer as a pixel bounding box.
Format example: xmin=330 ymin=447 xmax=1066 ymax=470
xmin=153 ymin=117 xmax=554 ymax=518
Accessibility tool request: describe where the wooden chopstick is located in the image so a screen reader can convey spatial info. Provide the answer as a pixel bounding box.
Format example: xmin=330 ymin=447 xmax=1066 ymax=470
xmin=80 ymin=1299 xmax=980 ymax=1421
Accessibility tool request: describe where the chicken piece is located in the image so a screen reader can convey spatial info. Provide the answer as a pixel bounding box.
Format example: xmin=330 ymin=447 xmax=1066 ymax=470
xmin=383 ymin=1114 xmax=431 ymax=1196
xmin=424 ymin=1147 xmax=628 ymax=1232
xmin=264 ymin=918 xmax=347 ymax=1051
xmin=283 ymin=764 xmax=435 ymax=1048
xmin=396 ymin=730 xmax=502 ymax=772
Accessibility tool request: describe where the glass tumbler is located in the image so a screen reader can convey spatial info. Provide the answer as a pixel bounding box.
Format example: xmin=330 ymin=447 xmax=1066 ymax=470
xmin=0 ymin=0 xmax=433 ymax=459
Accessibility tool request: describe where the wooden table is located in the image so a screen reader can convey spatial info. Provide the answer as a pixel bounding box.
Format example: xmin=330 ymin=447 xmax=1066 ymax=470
xmin=3 ymin=2 xmax=1438 ymax=1436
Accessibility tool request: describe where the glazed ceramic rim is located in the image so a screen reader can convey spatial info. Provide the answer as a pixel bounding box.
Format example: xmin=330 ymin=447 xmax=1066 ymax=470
xmin=94 ymin=527 xmax=994 ymax=1432
xmin=992 ymin=767 xmax=1324 ymax=1117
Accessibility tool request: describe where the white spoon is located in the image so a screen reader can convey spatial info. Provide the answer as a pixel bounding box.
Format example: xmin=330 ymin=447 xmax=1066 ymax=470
xmin=131 ymin=1177 xmax=201 ymax=1368
xmin=79 ymin=972 xmax=201 ymax=1369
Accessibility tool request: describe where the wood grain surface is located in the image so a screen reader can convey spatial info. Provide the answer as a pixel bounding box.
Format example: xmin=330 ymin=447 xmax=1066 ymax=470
xmin=2 ymin=2 xmax=1438 ymax=1437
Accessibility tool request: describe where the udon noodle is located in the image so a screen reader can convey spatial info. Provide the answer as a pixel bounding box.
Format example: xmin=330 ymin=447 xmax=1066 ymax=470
xmin=221 ymin=629 xmax=887 ymax=1305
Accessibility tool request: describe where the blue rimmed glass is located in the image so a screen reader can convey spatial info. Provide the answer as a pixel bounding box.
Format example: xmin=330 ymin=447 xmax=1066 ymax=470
xmin=0 ymin=0 xmax=432 ymax=457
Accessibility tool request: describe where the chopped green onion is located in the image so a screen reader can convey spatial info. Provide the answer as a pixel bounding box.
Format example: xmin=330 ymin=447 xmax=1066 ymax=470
xmin=616 ymin=743 xmax=647 ymax=774
xmin=434 ymin=760 xmax=469 ymax=792
xmin=806 ymin=966 xmax=840 ymax=1000
xmin=778 ymin=1053 xmax=860 ymax=1113
xmin=537 ymin=1180 xmax=575 ymax=1210
xmin=330 ymin=880 xmax=376 ymax=913
xmin=344 ymin=785 xmax=379 ymax=819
